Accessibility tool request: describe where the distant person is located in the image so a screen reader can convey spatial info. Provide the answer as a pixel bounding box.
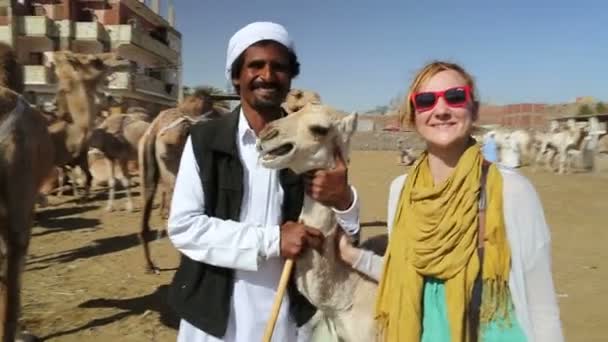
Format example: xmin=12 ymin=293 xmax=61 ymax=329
xmin=337 ymin=61 xmax=564 ymax=341
xmin=482 ymin=131 xmax=498 ymax=162
xmin=500 ymin=135 xmax=521 ymax=168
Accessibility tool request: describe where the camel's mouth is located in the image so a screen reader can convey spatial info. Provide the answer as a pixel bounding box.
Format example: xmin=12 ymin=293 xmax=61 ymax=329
xmin=259 ymin=142 xmax=296 ymax=168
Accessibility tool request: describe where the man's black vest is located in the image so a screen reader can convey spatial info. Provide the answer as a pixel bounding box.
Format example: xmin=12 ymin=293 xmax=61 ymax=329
xmin=167 ymin=107 xmax=316 ymax=338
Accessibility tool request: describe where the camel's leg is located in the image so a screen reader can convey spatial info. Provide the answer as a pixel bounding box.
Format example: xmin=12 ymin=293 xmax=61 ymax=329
xmin=65 ymin=166 xmax=80 ymax=198
xmin=159 ymin=190 xmax=167 ymax=220
xmin=533 ymin=143 xmax=547 ymax=172
xmin=105 ymin=158 xmax=116 ymax=212
xmin=117 ymin=159 xmax=133 ymax=212
xmin=77 ymin=155 xmax=93 ymax=202
xmin=57 ymin=167 xmax=65 ymax=197
xmin=557 ymin=150 xmax=567 ymax=175
xmin=0 ymin=229 xmax=7 ymax=342
xmin=139 ymin=135 xmax=160 ymax=274
xmin=2 ymin=169 xmax=36 ymax=341
xmin=157 ymin=187 xmax=172 ymax=240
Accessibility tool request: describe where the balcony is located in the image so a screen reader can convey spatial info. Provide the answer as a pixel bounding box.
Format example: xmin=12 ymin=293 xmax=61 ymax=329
xmin=73 ymin=22 xmax=108 ymax=53
xmin=108 ymin=72 xmax=177 ymax=101
xmin=75 ymin=22 xmax=108 ymax=41
xmin=22 ymin=65 xmax=54 ymax=85
xmin=106 ymin=25 xmax=179 ymax=67
xmin=54 ymin=20 xmax=73 ymax=39
xmin=16 ymin=16 xmax=56 ymax=49
xmin=17 ymin=16 xmax=57 ymax=38
xmin=0 ymin=25 xmax=12 ymax=46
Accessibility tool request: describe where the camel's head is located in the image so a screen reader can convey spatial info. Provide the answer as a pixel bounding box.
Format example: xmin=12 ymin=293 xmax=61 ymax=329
xmin=282 ymin=89 xmax=322 ymax=114
xmin=257 ymin=103 xmax=358 ymax=174
xmin=47 ymin=51 xmax=131 ymax=89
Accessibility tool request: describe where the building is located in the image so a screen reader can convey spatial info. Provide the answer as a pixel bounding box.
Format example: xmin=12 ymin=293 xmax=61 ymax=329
xmin=0 ymin=0 xmax=181 ymax=115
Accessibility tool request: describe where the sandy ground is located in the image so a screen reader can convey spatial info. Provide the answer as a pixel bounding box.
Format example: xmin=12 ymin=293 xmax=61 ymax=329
xmin=22 ymin=151 xmax=608 ymax=341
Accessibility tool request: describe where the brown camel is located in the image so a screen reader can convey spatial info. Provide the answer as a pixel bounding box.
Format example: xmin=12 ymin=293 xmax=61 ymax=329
xmin=138 ymin=90 xmax=219 ymax=273
xmin=41 ymin=51 xmax=129 ymax=203
xmin=89 ymin=112 xmax=151 ymax=212
xmin=0 ymin=44 xmax=55 ymax=342
xmin=282 ymin=88 xmax=321 ymax=114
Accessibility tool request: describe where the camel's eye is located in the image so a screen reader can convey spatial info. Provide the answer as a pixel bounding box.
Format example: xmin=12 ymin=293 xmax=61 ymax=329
xmin=309 ymin=125 xmax=329 ymax=137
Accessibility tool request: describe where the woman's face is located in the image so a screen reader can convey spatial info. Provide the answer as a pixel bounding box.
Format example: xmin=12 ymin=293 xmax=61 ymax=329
xmin=412 ymin=70 xmax=477 ymax=151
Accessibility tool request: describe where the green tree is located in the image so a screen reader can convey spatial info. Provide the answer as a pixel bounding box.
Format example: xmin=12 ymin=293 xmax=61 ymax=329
xmin=596 ymin=102 xmax=607 ymax=114
xmin=578 ymin=104 xmax=593 ymax=116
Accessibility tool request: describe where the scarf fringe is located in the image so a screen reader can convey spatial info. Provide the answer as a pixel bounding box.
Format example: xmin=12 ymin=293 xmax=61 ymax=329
xmin=480 ymin=279 xmax=512 ymax=327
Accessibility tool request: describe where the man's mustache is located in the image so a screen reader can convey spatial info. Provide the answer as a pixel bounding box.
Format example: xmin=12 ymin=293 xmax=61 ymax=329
xmin=250 ymin=80 xmax=281 ymax=91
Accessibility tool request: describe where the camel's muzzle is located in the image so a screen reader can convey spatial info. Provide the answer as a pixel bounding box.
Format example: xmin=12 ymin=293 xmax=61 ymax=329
xmin=263 ymin=143 xmax=294 ymax=159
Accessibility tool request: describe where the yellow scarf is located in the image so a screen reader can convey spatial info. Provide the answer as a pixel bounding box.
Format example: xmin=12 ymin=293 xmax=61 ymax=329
xmin=375 ymin=144 xmax=511 ymax=342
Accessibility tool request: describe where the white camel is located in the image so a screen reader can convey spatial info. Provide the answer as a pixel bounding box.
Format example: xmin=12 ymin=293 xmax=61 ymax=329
xmin=486 ymin=128 xmax=534 ymax=167
xmin=257 ymin=103 xmax=377 ymax=341
xmin=535 ymin=119 xmax=585 ymax=174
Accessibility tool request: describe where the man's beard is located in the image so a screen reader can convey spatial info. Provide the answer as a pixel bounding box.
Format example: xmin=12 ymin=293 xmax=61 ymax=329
xmin=250 ymin=80 xmax=286 ymax=111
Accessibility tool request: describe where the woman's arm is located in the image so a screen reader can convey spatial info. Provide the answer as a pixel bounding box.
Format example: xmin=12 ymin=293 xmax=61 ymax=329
xmin=502 ymin=169 xmax=564 ymax=341
xmin=338 ymin=232 xmax=383 ymax=282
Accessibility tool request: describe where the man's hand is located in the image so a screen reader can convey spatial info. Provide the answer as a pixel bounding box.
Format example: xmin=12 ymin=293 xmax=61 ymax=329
xmin=280 ymin=221 xmax=324 ymax=259
xmin=304 ymin=147 xmax=353 ymax=210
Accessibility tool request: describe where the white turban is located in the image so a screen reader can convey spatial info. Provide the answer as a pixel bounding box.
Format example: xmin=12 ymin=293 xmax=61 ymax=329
xmin=225 ymin=22 xmax=294 ymax=80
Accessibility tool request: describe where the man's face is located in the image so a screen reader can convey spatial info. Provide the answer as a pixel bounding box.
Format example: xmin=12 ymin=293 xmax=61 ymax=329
xmin=233 ymin=42 xmax=292 ymax=111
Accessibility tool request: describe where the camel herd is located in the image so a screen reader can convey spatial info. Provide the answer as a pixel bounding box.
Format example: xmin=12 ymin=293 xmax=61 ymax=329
xmin=481 ymin=116 xmax=607 ymax=174
xmin=0 ymin=43 xmax=223 ymax=340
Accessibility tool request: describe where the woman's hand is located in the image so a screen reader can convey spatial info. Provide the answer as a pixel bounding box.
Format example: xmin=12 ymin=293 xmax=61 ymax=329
xmin=336 ymin=229 xmax=361 ymax=267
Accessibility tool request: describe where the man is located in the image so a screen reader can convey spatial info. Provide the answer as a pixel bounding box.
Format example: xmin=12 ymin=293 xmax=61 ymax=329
xmin=167 ymin=22 xmax=360 ymax=342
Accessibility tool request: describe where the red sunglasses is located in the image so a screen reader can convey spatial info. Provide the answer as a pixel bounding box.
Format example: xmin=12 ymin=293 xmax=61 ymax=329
xmin=411 ymin=85 xmax=472 ymax=112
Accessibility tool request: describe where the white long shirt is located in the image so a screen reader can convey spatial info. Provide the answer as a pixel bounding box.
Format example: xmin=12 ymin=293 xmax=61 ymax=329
xmin=353 ymin=166 xmax=564 ymax=342
xmin=168 ymin=109 xmax=360 ymax=342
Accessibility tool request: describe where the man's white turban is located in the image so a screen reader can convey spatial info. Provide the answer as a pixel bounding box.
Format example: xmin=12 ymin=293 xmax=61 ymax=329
xmin=225 ymin=22 xmax=294 ymax=80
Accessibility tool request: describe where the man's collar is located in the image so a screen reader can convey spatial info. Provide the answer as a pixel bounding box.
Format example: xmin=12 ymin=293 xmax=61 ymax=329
xmin=238 ymin=107 xmax=257 ymax=145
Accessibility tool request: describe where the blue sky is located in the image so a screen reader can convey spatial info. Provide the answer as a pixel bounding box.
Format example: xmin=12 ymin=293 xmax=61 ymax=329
xmin=172 ymin=0 xmax=607 ymax=112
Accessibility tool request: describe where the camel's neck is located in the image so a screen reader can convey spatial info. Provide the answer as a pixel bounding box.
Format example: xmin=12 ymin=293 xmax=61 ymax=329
xmin=61 ymin=81 xmax=97 ymax=132
xmin=301 ymin=195 xmax=335 ymax=235
xmin=295 ymin=193 xmax=358 ymax=312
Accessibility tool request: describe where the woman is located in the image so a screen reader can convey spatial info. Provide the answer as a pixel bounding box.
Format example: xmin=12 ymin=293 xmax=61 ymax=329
xmin=338 ymin=61 xmax=563 ymax=341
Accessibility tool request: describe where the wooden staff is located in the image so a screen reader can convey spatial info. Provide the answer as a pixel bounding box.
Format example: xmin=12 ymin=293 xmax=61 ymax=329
xmin=262 ymin=259 xmax=294 ymax=342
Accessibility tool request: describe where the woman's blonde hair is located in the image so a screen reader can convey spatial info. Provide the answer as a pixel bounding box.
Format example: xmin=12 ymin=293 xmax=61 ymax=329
xmin=400 ymin=61 xmax=478 ymax=127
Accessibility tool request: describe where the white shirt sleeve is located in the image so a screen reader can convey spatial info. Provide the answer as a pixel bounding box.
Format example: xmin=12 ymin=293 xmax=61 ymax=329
xmin=351 ymin=175 xmax=407 ymax=281
xmin=503 ymin=171 xmax=564 ymax=342
xmin=167 ymin=137 xmax=281 ymax=272
xmin=524 ymin=243 xmax=564 ymax=342
xmin=332 ymin=186 xmax=361 ymax=236
xmin=352 ymin=250 xmax=383 ymax=281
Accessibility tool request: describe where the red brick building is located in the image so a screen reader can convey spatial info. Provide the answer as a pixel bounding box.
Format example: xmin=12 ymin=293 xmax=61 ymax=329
xmin=0 ymin=0 xmax=181 ymax=114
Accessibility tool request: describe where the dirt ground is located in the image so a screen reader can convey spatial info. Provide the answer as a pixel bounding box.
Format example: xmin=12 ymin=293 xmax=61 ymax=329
xmin=22 ymin=151 xmax=607 ymax=341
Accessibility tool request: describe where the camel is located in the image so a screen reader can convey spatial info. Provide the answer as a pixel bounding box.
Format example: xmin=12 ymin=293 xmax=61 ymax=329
xmin=0 ymin=43 xmax=55 ymax=342
xmin=138 ymin=91 xmax=219 ymax=273
xmin=598 ymin=135 xmax=608 ymax=154
xmin=43 ymin=107 xmax=150 ymax=201
xmin=487 ymin=128 xmax=535 ymax=167
xmin=40 ymin=51 xmax=129 ymax=203
xmin=257 ymin=103 xmax=378 ymax=341
xmin=88 ymin=112 xmax=151 ymax=212
xmin=282 ymin=89 xmax=321 ymax=114
xmin=534 ymin=119 xmax=586 ymax=174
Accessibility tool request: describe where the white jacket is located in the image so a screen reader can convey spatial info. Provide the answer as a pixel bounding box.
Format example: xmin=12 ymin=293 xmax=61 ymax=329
xmin=353 ymin=166 xmax=564 ymax=342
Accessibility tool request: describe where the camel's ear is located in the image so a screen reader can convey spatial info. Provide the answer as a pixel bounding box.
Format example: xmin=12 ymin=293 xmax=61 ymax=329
xmin=337 ymin=111 xmax=358 ymax=138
